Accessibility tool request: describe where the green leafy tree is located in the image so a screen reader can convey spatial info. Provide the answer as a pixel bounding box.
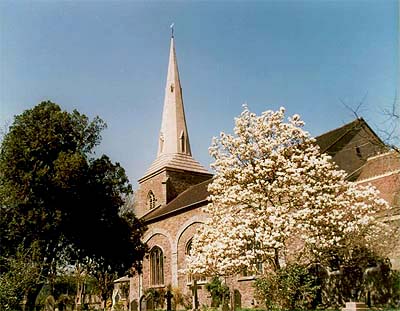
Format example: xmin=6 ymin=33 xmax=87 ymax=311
xmin=0 ymin=244 xmax=43 ymax=310
xmin=0 ymin=101 xmax=146 ymax=310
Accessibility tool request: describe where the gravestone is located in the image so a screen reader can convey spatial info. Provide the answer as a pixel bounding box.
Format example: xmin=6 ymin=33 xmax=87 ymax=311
xmin=342 ymin=302 xmax=368 ymax=311
xmin=45 ymin=295 xmax=56 ymax=311
xmin=131 ymin=299 xmax=138 ymax=311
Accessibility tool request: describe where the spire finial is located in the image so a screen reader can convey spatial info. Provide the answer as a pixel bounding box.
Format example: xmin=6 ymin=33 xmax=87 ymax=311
xmin=170 ymin=23 xmax=175 ymax=38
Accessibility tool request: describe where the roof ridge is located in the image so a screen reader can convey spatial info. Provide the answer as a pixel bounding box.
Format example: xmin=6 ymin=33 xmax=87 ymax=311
xmin=315 ymin=118 xmax=362 ymax=140
xmin=316 ymin=118 xmax=363 ymax=153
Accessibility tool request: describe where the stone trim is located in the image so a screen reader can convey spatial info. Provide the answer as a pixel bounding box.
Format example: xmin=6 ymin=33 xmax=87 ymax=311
xmin=354 ymin=169 xmax=400 ymax=184
xmin=169 ymin=215 xmax=209 ymax=286
xmin=366 ymin=151 xmax=395 ymax=161
xmin=174 ymin=215 xmax=209 ymax=248
xmin=145 ymin=200 xmax=208 ymax=224
xmin=143 ymin=228 xmax=174 ymax=252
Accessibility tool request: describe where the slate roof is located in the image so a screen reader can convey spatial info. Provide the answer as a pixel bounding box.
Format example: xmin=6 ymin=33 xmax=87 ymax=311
xmin=314 ymin=117 xmax=383 ymax=155
xmin=143 ymin=179 xmax=212 ymax=224
xmin=315 ymin=118 xmax=363 ymax=154
xmin=141 ymin=153 xmax=210 ymax=181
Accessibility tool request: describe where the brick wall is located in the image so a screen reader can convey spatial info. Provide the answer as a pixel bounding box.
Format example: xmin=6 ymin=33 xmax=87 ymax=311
xmin=129 ymin=205 xmax=263 ymax=309
xmin=136 ymin=169 xmax=211 ymax=218
xmin=136 ymin=171 xmax=168 ymax=218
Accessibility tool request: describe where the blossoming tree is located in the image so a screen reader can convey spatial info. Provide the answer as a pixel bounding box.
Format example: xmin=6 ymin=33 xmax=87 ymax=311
xmin=187 ymin=106 xmax=389 ymax=277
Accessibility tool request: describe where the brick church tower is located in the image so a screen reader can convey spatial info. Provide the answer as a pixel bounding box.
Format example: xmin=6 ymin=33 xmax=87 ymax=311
xmin=135 ymin=34 xmax=212 ymax=218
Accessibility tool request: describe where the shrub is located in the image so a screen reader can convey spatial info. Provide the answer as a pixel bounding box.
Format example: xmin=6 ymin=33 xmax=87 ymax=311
xmin=205 ymin=277 xmax=230 ymax=308
xmin=254 ymin=264 xmax=319 ymax=311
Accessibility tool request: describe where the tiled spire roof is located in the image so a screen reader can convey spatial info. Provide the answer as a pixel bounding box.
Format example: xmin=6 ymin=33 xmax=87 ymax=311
xmin=141 ymin=35 xmax=209 ymax=180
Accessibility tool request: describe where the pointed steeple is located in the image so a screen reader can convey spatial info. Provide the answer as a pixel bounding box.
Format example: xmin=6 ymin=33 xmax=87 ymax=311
xmin=140 ymin=34 xmax=209 ymax=179
xmin=157 ymin=36 xmax=191 ymax=156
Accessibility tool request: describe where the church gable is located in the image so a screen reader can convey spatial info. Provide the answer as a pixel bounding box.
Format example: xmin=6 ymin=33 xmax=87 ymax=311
xmin=315 ymin=118 xmax=387 ymax=178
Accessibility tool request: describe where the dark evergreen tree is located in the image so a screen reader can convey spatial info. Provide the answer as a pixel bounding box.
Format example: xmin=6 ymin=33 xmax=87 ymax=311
xmin=0 ymin=101 xmax=146 ymax=310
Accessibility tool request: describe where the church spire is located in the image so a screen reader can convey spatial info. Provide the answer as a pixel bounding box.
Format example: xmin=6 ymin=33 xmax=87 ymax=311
xmin=157 ymin=34 xmax=191 ymax=156
xmin=140 ymin=33 xmax=210 ymax=180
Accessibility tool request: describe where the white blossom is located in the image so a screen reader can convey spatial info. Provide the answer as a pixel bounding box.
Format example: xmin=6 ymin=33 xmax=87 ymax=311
xmin=187 ymin=107 xmax=389 ymax=277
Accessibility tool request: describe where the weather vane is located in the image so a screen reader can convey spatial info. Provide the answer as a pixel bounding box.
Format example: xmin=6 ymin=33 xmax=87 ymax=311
xmin=170 ymin=23 xmax=175 ymax=37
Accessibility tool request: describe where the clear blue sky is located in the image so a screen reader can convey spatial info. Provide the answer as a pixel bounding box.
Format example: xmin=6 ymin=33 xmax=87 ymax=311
xmin=1 ymin=0 xmax=398 ymax=187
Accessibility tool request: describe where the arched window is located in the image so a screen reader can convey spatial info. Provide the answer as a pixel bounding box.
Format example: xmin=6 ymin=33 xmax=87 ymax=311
xmin=150 ymin=246 xmax=164 ymax=286
xmin=186 ymin=239 xmax=193 ymax=284
xmin=186 ymin=239 xmax=206 ymax=284
xmin=147 ymin=191 xmax=156 ymax=209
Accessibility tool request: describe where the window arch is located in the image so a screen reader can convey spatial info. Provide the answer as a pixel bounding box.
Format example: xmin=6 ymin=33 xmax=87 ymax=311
xmin=186 ymin=239 xmax=206 ymax=284
xmin=147 ymin=191 xmax=156 ymax=209
xmin=150 ymin=246 xmax=164 ymax=286
xmin=186 ymin=240 xmax=193 ymax=283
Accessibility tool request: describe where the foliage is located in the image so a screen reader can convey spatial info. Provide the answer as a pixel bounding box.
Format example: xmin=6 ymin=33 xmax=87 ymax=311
xmin=0 ymin=244 xmax=43 ymax=310
xmin=0 ymin=101 xmax=146 ymax=309
xmin=310 ymin=246 xmax=400 ymax=308
xmin=254 ymin=264 xmax=319 ymax=311
xmin=388 ymin=270 xmax=400 ymax=307
xmin=171 ymin=287 xmax=193 ymax=310
xmin=144 ymin=287 xmax=166 ymax=310
xmin=187 ymin=106 xmax=389 ymax=277
xmin=205 ymin=277 xmax=230 ymax=308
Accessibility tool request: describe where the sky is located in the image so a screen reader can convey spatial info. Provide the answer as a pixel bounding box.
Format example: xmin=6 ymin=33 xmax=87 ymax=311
xmin=1 ymin=0 xmax=399 ymax=187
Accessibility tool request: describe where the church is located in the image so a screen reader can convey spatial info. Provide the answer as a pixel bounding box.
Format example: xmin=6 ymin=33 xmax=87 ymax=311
xmin=113 ymin=35 xmax=400 ymax=310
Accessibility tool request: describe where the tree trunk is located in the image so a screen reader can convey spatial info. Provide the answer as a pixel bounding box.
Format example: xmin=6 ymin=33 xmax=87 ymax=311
xmin=274 ymin=248 xmax=281 ymax=271
xmin=101 ymin=294 xmax=108 ymax=311
xmin=75 ymin=279 xmax=85 ymax=311
xmin=25 ymin=283 xmax=44 ymax=311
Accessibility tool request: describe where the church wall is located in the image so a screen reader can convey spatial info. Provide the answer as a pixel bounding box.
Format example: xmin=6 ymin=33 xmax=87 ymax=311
xmin=176 ymin=221 xmax=212 ymax=307
xmin=355 ymin=151 xmax=400 ymax=207
xmin=137 ymin=170 xmax=211 ymax=218
xmin=145 ymin=208 xmax=208 ymax=286
xmin=145 ymin=233 xmax=173 ymax=288
xmin=137 ymin=171 xmax=168 ymax=218
xmin=131 ymin=206 xmax=262 ymax=310
xmin=358 ymin=172 xmax=400 ymax=207
xmin=233 ymin=278 xmax=260 ymax=308
xmin=355 ymin=151 xmax=400 ymax=270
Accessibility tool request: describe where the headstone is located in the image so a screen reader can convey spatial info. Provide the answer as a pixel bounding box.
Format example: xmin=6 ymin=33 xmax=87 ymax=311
xmin=45 ymin=295 xmax=56 ymax=311
xmin=140 ymin=295 xmax=147 ymax=311
xmin=131 ymin=299 xmax=138 ymax=311
xmin=234 ymin=290 xmax=241 ymax=310
xmin=342 ymin=302 xmax=368 ymax=311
